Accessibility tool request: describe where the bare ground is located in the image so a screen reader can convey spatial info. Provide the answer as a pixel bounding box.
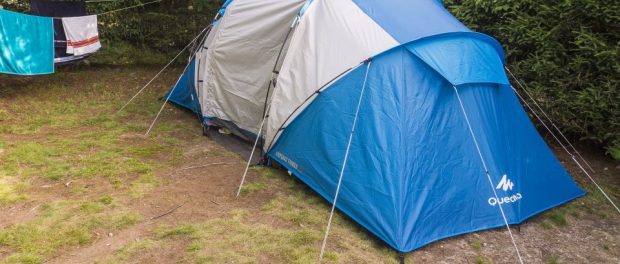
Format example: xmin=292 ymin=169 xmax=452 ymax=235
xmin=0 ymin=67 xmax=618 ymax=264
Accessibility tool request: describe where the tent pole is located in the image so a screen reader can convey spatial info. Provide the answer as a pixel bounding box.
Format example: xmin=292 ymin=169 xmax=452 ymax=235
xmin=236 ymin=114 xmax=268 ymax=197
xmin=510 ymin=85 xmax=620 ymax=214
xmin=452 ymin=86 xmax=525 ymax=264
xmin=319 ymin=60 xmax=372 ymax=262
xmin=505 ymin=67 xmax=595 ymax=173
xmin=258 ymin=15 xmax=300 ymax=160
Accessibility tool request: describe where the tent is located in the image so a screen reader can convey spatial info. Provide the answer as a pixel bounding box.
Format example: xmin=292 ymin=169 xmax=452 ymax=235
xmin=165 ymin=0 xmax=585 ymax=253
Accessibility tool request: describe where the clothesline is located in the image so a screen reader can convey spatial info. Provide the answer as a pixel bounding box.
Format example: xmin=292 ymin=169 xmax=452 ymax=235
xmin=50 ymin=0 xmax=163 ymax=19
xmin=98 ymin=0 xmax=163 ymax=16
xmin=85 ymin=0 xmax=126 ymax=3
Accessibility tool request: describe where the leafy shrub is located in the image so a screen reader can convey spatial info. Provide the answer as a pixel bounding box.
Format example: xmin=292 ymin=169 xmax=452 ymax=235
xmin=1 ymin=0 xmax=222 ymax=64
xmin=445 ymin=0 xmax=620 ymax=157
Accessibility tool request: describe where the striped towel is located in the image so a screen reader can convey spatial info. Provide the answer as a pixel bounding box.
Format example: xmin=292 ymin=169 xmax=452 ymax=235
xmin=62 ymin=15 xmax=101 ymax=56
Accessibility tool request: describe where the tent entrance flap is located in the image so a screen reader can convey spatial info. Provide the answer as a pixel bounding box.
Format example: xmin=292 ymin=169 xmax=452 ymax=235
xmin=196 ymin=0 xmax=307 ymax=135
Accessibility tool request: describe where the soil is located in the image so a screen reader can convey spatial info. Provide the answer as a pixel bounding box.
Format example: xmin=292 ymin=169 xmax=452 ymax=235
xmin=41 ymin=137 xmax=620 ymax=263
xmin=1 ymin=70 xmax=618 ymax=263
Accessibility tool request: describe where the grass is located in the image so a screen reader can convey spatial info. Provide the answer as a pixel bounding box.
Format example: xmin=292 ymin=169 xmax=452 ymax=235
xmin=144 ymin=168 xmax=398 ymax=264
xmin=96 ymin=239 xmax=161 ymax=264
xmin=0 ymin=67 xmax=196 ymax=263
xmin=471 ymin=239 xmax=482 ymax=251
xmin=0 ymin=177 xmax=26 ymax=204
xmin=0 ymin=199 xmax=141 ymax=263
xmin=1 ymin=66 xmax=618 ymax=263
xmin=475 ymin=255 xmax=492 ymax=264
xmin=89 ymin=41 xmax=171 ymax=66
xmin=548 ymin=256 xmax=560 ymax=264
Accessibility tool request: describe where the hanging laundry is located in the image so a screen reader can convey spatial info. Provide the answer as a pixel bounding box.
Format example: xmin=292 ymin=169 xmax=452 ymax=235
xmin=0 ymin=9 xmax=54 ymax=75
xmin=29 ymin=0 xmax=88 ymax=65
xmin=62 ymin=15 xmax=101 ymax=56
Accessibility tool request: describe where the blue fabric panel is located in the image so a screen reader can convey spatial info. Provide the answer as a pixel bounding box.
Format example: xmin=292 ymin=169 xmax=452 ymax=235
xmin=299 ymin=0 xmax=313 ymax=16
xmin=0 ymin=9 xmax=54 ymax=75
xmin=165 ymin=59 xmax=201 ymax=115
xmin=269 ymin=46 xmax=584 ymax=252
xmin=406 ymin=34 xmax=509 ymax=85
xmin=352 ymin=0 xmax=470 ymax=44
xmin=216 ymin=0 xmax=235 ymax=21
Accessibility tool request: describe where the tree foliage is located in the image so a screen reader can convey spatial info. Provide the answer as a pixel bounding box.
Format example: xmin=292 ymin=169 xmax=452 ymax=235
xmin=445 ymin=0 xmax=620 ymax=157
xmin=0 ymin=0 xmax=221 ymax=57
xmin=1 ymin=0 xmax=618 ymax=157
xmin=93 ymin=0 xmax=220 ymax=53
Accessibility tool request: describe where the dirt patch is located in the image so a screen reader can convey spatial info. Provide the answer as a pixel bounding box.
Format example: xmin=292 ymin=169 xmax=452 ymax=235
xmin=46 ymin=135 xmax=271 ymax=264
xmin=2 ymin=67 xmax=618 ymax=263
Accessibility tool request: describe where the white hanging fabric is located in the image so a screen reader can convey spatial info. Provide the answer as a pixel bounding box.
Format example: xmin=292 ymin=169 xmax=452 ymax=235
xmin=62 ymin=15 xmax=101 ymax=56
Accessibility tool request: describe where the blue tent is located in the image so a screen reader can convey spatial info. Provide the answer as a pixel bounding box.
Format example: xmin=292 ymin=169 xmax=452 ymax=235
xmin=166 ymin=0 xmax=585 ymax=253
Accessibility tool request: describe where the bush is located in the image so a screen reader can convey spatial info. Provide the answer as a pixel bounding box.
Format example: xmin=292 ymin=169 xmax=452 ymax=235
xmin=94 ymin=0 xmax=221 ymax=57
xmin=1 ymin=0 xmax=222 ymax=64
xmin=444 ymin=0 xmax=620 ymax=157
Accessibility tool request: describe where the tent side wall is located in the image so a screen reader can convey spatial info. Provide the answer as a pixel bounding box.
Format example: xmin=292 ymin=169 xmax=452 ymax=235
xmin=165 ymin=59 xmax=201 ymax=115
xmin=196 ymin=0 xmax=306 ymax=134
xmin=268 ymin=38 xmax=584 ymax=251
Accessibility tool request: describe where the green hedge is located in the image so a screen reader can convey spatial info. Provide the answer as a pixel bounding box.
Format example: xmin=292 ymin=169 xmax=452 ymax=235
xmin=1 ymin=0 xmax=221 ymax=64
xmin=445 ymin=0 xmax=620 ymax=158
xmin=2 ymin=0 xmax=617 ymax=157
xmin=94 ymin=0 xmax=220 ymax=55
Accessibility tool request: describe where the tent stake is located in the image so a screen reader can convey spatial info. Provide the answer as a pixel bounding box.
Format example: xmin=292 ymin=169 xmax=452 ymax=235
xmin=399 ymin=253 xmax=406 ymax=264
xmin=319 ymin=60 xmax=372 ymax=262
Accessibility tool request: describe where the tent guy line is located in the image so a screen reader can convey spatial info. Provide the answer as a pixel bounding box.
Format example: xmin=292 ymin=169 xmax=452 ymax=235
xmin=145 ymin=33 xmax=207 ymax=136
xmin=117 ymin=26 xmax=210 ymax=114
xmin=505 ymin=67 xmax=595 ymax=173
xmin=453 ymin=85 xmax=525 ymax=264
xmin=510 ymin=83 xmax=620 ymax=214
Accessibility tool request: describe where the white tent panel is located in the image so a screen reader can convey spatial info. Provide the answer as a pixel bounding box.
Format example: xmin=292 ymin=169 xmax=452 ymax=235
xmin=198 ymin=0 xmax=306 ymax=133
xmin=265 ymin=0 xmax=399 ymax=149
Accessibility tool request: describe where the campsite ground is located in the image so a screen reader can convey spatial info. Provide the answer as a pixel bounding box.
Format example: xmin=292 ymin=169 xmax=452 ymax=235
xmin=0 ymin=66 xmax=618 ymax=264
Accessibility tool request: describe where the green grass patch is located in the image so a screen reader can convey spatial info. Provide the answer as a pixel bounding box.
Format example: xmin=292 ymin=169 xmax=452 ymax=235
xmin=128 ymin=173 xmax=160 ymax=198
xmin=155 ymin=224 xmax=198 ymax=239
xmin=154 ymin=210 xmax=324 ymax=264
xmin=547 ymin=256 xmax=560 ymax=264
xmin=96 ymin=239 xmax=160 ymax=264
xmin=471 ymin=239 xmax=482 ymax=252
xmin=128 ymin=145 xmax=166 ymax=158
xmin=90 ymin=41 xmax=170 ymax=66
xmin=240 ymin=181 xmax=267 ymax=195
xmin=0 ymin=177 xmax=27 ymax=204
xmin=475 ymin=255 xmax=492 ymax=264
xmin=0 ymin=200 xmax=142 ymax=262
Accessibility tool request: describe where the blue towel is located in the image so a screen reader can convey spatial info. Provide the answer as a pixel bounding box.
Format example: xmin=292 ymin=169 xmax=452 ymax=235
xmin=0 ymin=9 xmax=54 ymax=75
